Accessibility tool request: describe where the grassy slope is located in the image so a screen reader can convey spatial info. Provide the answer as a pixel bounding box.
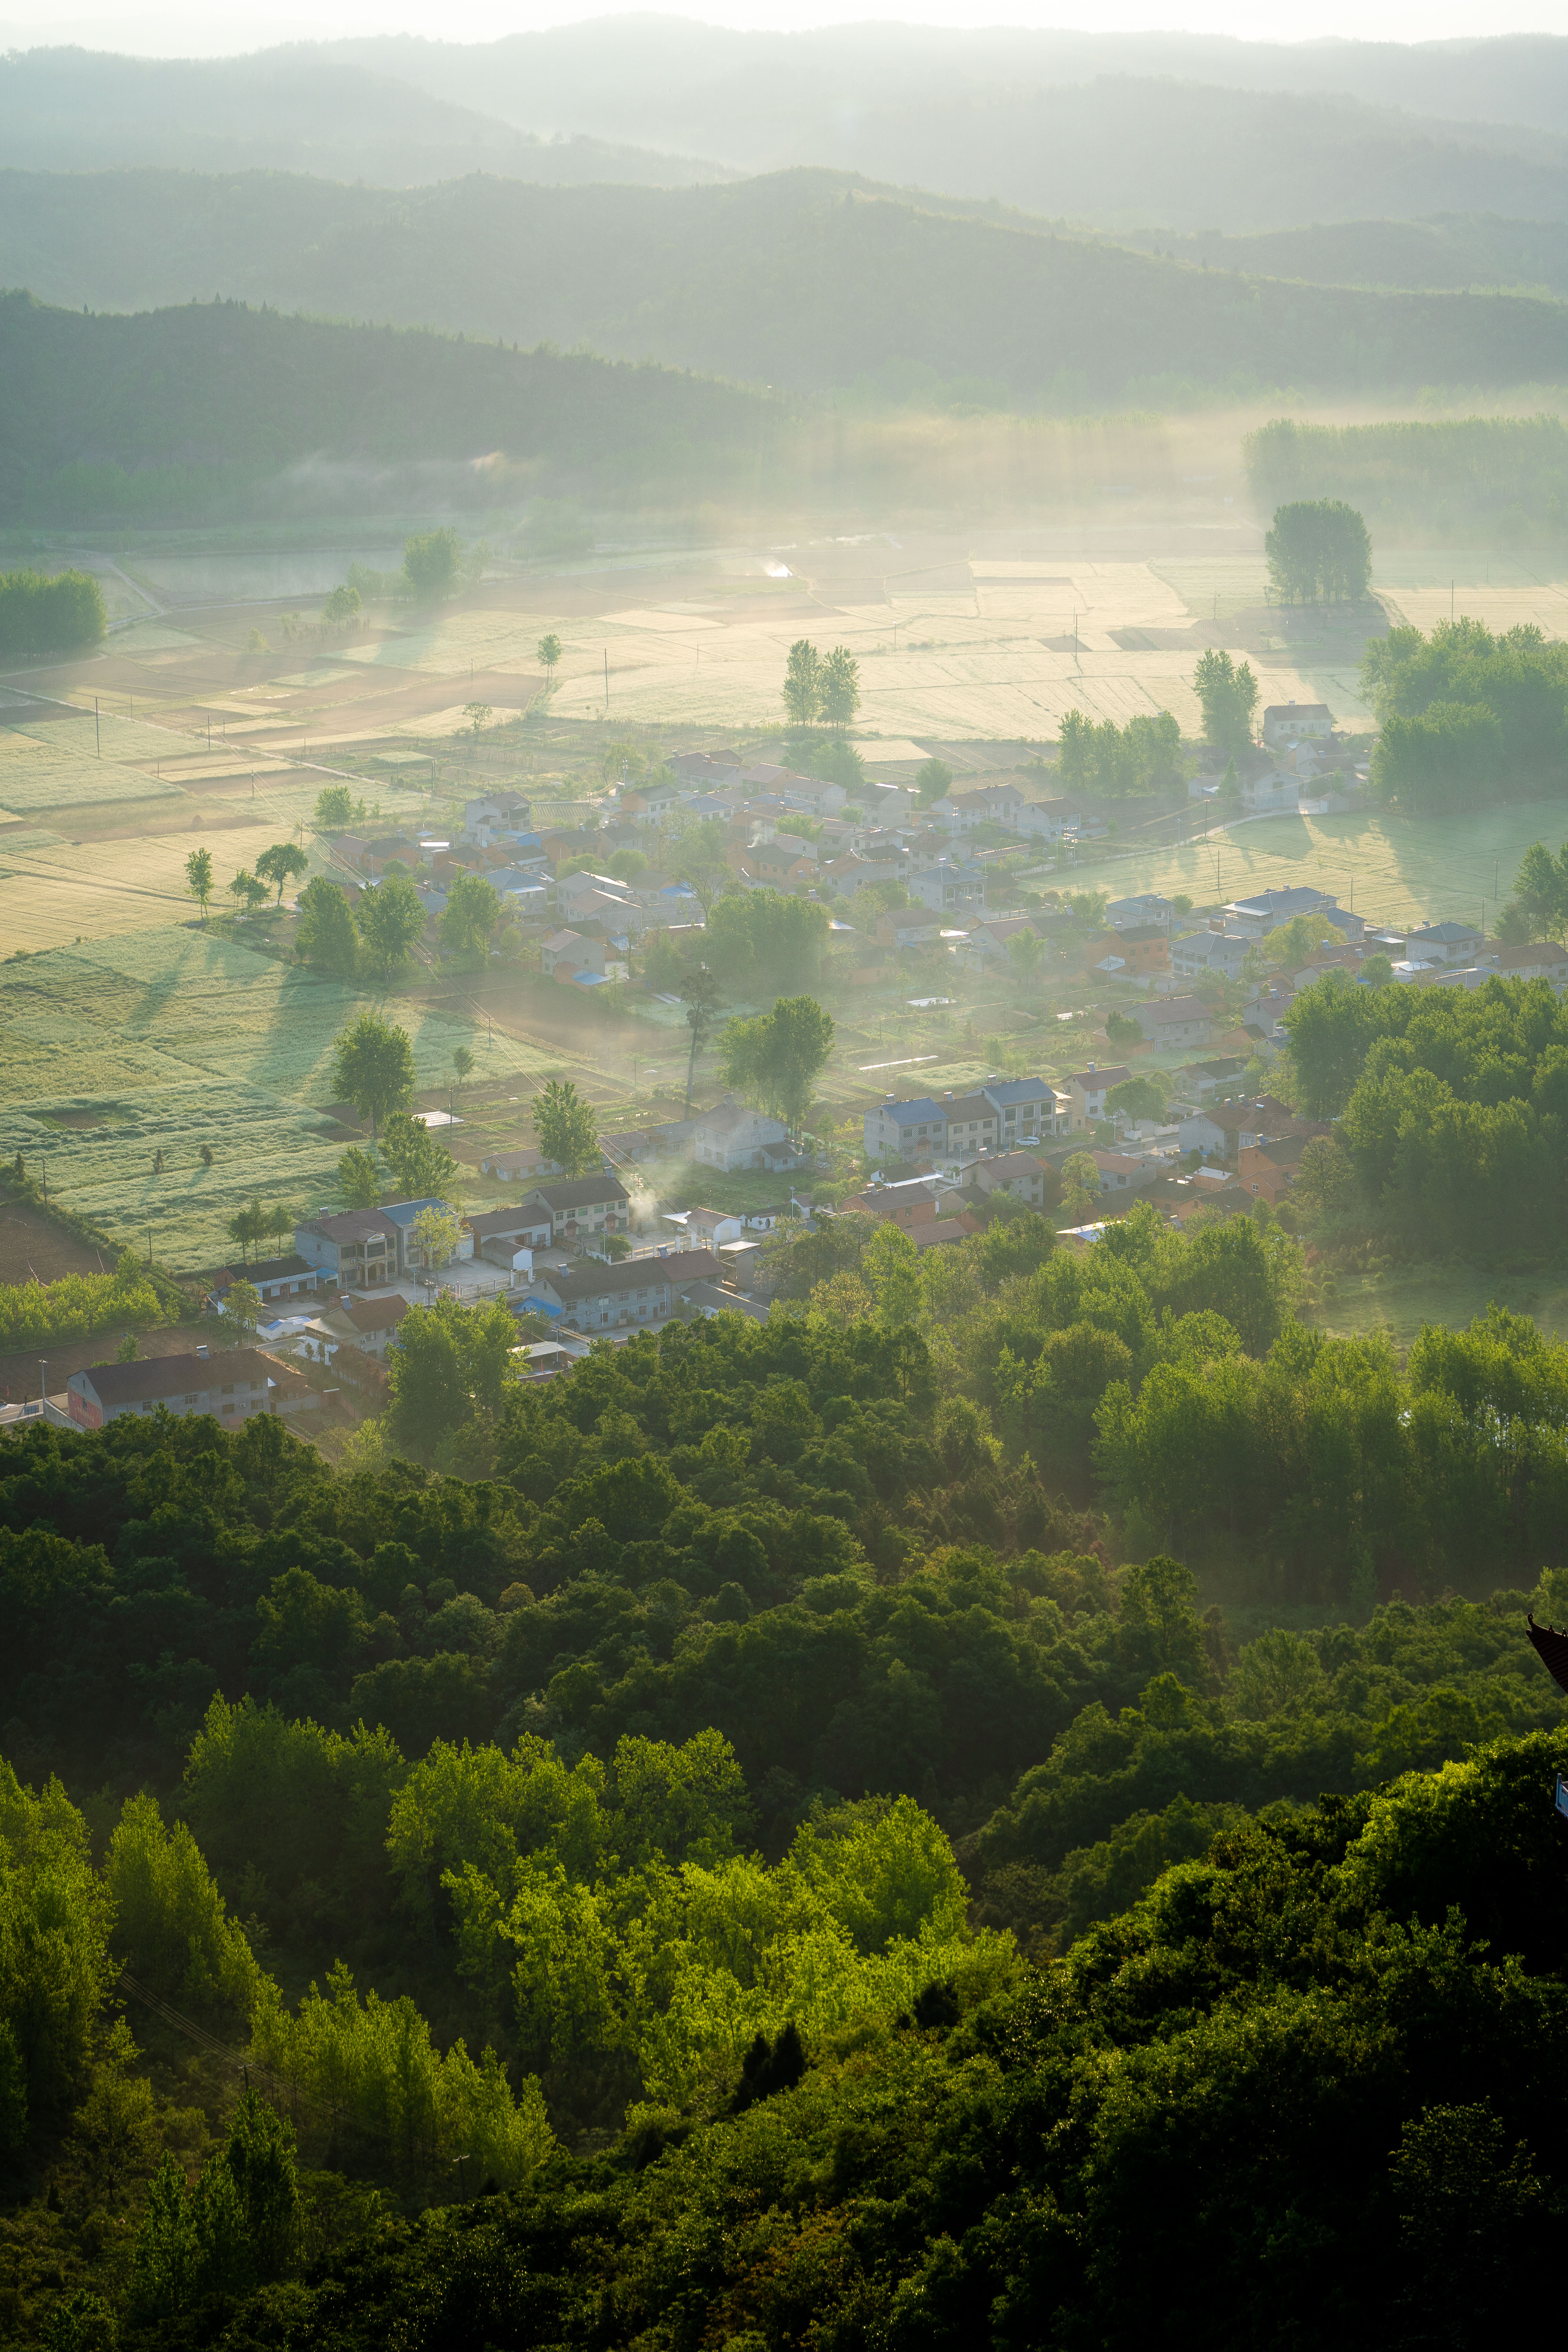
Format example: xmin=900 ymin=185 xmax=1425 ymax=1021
xmin=4 ymin=172 xmax=1568 ymax=407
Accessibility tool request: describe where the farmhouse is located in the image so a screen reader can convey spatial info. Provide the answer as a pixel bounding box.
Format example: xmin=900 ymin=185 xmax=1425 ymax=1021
xmin=520 ymin=1175 xmax=631 ymax=1245
xmin=1133 ymin=996 xmax=1214 ymax=1049
xmin=295 ymin=1209 xmax=402 ymax=1286
xmin=1263 ymin=701 xmax=1332 ymax=747
xmin=1061 ymin=1066 xmax=1131 ymax=1131
xmin=468 ymin=1205 xmax=552 ymax=1267
xmin=211 ymin=1254 xmax=322 ymax=1307
xmin=691 ymin=1100 xmax=801 ymax=1173
xmin=67 ymin=1347 xmax=317 ymax=1429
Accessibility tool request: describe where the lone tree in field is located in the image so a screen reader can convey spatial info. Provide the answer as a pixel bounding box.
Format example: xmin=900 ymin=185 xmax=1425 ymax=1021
xmin=185 ymin=847 xmax=214 ymax=922
xmin=719 ymin=994 xmax=835 ymax=1142
xmin=294 ymin=877 xmax=359 ymax=975
xmin=818 ymin=646 xmax=861 ymax=733
xmin=1193 ymin=650 xmax=1259 ymax=759
xmin=439 ymin=873 xmax=501 ymax=958
xmin=356 ymin=873 xmax=426 ymax=980
xmin=226 ymin=1198 xmax=267 ymax=1263
xmin=532 ymin=1078 xmax=600 ymax=1177
xmin=402 ymin=529 xmax=462 ymax=603
xmin=537 ymin=634 xmax=561 ymax=682
xmin=256 ymin=842 xmax=309 ymax=906
xmin=228 ymin=868 xmax=270 ymax=916
xmin=463 ymin=702 xmax=492 ymax=739
xmin=452 ymin=1045 xmax=475 ymax=1089
xmin=1266 ymin=499 xmax=1372 ymax=605
xmin=782 ymin=639 xmax=822 ymax=728
xmin=314 ymin=784 xmax=353 ymax=829
xmin=332 ymin=1010 xmax=416 ymax=1136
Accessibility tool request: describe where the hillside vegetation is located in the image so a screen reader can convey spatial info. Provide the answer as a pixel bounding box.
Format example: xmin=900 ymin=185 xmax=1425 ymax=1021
xmin=328 ymin=20 xmax=1568 ymax=168
xmin=0 ymin=294 xmax=784 ymax=523
xmin=0 ymin=46 xmax=732 ymax=188
xmin=1131 ymin=211 xmax=1568 ymax=298
xmin=1246 ymin=412 xmax=1568 ymax=543
xmin=5 ymin=171 xmax=1568 ymax=407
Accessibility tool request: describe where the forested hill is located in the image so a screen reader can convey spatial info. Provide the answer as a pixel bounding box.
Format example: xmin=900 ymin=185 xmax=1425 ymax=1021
xmin=1129 ymin=212 xmax=1568 ymax=299
xmin=0 ymin=46 xmax=732 ymax=189
xmin=0 ymin=295 xmax=784 ymax=522
xmin=5 ymin=172 xmax=1568 ymax=407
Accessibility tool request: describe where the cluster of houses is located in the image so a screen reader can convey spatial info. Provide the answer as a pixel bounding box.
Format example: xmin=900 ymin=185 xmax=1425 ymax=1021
xmin=309 ymin=704 xmax=1383 ymax=991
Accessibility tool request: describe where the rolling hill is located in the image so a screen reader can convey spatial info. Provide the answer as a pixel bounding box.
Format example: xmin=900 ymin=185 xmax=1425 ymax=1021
xmin=325 ymin=22 xmax=1568 ymax=151
xmin=0 ymin=293 xmax=784 ymax=523
xmin=4 ymin=169 xmax=1568 ymax=409
xmin=0 ymin=46 xmax=733 ymax=188
xmin=1123 ymin=216 xmax=1568 ymax=300
xmin=6 ymin=42 xmax=1568 ymax=232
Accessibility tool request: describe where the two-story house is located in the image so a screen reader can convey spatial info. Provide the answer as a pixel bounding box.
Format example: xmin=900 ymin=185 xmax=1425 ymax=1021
xmin=520 ymin=1175 xmax=631 ymax=1247
xmin=1061 ymin=1066 xmax=1132 ymax=1132
xmin=294 ymin=1209 xmax=402 ymax=1289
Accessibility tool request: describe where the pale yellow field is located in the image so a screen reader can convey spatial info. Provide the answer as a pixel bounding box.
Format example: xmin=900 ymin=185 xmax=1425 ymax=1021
xmin=0 ymin=816 xmax=334 ymax=954
xmin=1373 ymin=554 xmax=1568 ymax=640
xmin=538 ymin=557 xmax=1382 ymax=737
xmin=1086 ymin=801 xmax=1568 ymax=932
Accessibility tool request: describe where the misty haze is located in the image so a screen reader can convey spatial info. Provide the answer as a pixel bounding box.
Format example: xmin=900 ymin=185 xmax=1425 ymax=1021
xmin=0 ymin=14 xmax=1566 ymax=2348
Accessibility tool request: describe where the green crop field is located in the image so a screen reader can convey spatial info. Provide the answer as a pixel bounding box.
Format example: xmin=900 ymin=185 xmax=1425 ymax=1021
xmin=1089 ymin=800 xmax=1568 ymax=931
xmin=0 ymin=928 xmax=598 ymax=1267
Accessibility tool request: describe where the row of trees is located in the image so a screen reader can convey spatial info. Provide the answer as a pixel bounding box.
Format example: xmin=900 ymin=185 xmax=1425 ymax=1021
xmin=1056 ymin=708 xmax=1183 ymax=800
xmin=1054 ymin=648 xmax=1257 ymax=789
xmin=782 ymin=639 xmax=861 ymax=730
xmin=185 ymin=843 xmax=308 ymax=921
xmin=0 ymin=565 xmax=105 ymax=656
xmin=1264 ymin=497 xmax=1373 ymax=604
xmin=1362 ymin=617 xmax=1568 ymax=815
xmin=1281 ymin=959 xmax=1568 ymax=1253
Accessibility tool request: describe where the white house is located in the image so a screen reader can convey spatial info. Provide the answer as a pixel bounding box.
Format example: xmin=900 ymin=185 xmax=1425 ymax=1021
xmin=1263 ymin=701 xmax=1332 ymax=748
xmin=691 ymin=1098 xmax=802 ymax=1172
xmin=1016 ymin=797 xmax=1080 ymax=841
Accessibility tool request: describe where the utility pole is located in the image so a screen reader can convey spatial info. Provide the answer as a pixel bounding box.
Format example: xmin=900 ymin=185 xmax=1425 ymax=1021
xmin=38 ymin=1360 xmax=47 ymax=1413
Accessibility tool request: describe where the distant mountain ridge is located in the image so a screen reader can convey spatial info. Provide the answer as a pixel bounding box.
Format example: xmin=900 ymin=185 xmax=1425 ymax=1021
xmin=3 ymin=169 xmax=1566 ymax=408
xmin=0 ymin=46 xmax=735 ymax=189
xmin=320 ymin=22 xmax=1568 ymax=148
xmin=4 ymin=41 xmax=1568 ymax=230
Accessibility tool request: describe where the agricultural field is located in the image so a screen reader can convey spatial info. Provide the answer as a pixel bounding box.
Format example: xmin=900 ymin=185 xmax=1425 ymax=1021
xmin=1087 ymin=800 xmax=1568 ymax=934
xmin=539 ymin=553 xmax=1383 ymax=741
xmin=0 ymin=928 xmax=595 ymax=1268
xmin=0 ymin=820 xmax=331 ymax=954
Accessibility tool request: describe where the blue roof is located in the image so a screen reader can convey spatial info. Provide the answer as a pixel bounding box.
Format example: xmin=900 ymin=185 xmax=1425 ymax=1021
xmin=1230 ymin=886 xmax=1335 ymax=917
xmin=876 ymin=1097 xmax=946 ymax=1125
xmin=514 ymin=1294 xmax=562 ymax=1319
xmin=982 ymin=1077 xmax=1053 ymax=1106
xmin=381 ymin=1197 xmax=453 ymax=1226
